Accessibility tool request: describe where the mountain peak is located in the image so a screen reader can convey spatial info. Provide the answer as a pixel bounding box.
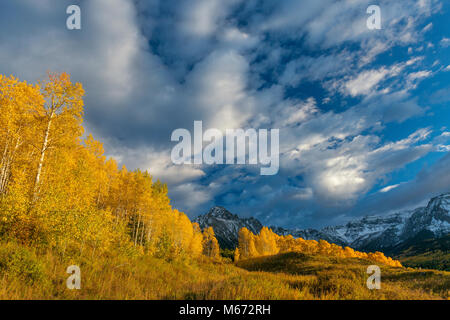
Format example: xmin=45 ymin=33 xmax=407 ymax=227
xmin=206 ymin=206 xmax=236 ymax=219
xmin=427 ymin=193 xmax=450 ymax=211
xmin=195 ymin=207 xmax=263 ymax=249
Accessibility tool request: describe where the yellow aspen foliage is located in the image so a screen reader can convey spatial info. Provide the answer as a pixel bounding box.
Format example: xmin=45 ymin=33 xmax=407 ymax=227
xmin=343 ymin=246 xmax=356 ymax=258
xmin=236 ymin=227 xmax=402 ymax=267
xmin=189 ymin=223 xmax=204 ymax=257
xmin=318 ymin=240 xmax=332 ymax=255
xmin=234 ymin=248 xmax=240 ymax=262
xmin=202 ymin=227 xmax=220 ymax=259
xmin=238 ymin=227 xmax=258 ymax=259
xmin=254 ymin=227 xmax=279 ymax=256
xmin=277 ymin=235 xmax=295 ymax=253
xmin=0 ymin=73 xmax=220 ymax=261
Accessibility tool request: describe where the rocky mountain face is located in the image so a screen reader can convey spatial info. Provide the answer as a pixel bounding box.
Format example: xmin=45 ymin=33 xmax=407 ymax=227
xmin=195 ymin=193 xmax=450 ymax=253
xmin=402 ymin=193 xmax=450 ymax=239
xmin=194 ymin=206 xmax=263 ymax=249
xmin=298 ymin=210 xmax=415 ymax=251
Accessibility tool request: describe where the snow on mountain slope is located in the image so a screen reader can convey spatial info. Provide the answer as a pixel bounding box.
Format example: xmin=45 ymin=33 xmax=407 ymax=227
xmin=325 ymin=211 xmax=414 ymax=250
xmin=194 ymin=206 xmax=262 ymax=249
xmin=402 ymin=193 xmax=450 ymax=240
xmin=195 ymin=193 xmax=450 ymax=251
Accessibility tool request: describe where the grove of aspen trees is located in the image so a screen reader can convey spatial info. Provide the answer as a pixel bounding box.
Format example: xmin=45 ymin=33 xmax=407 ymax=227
xmin=235 ymin=227 xmax=402 ymax=267
xmin=0 ymin=73 xmax=220 ymax=261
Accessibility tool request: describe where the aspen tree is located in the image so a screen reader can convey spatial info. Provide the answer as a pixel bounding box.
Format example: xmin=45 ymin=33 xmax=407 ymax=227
xmin=202 ymin=227 xmax=220 ymax=259
xmin=31 ymin=73 xmax=84 ymax=203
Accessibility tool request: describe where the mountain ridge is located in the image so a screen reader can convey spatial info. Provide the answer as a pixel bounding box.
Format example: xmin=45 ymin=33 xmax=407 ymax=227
xmin=195 ymin=193 xmax=450 ymax=254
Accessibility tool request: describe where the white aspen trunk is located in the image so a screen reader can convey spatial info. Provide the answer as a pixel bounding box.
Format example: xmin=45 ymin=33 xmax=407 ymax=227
xmin=0 ymin=135 xmax=20 ymax=195
xmin=32 ymin=111 xmax=54 ymax=201
xmin=0 ymin=137 xmax=10 ymax=192
xmin=134 ymin=209 xmax=142 ymax=246
xmin=139 ymin=219 xmax=145 ymax=246
xmin=0 ymin=137 xmax=10 ymax=171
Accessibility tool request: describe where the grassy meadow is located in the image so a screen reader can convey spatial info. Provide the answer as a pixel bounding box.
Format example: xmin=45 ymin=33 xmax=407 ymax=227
xmin=0 ymin=242 xmax=448 ymax=300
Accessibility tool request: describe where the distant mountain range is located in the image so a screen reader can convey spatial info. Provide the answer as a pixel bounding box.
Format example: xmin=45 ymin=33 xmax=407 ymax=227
xmin=194 ymin=193 xmax=450 ymax=255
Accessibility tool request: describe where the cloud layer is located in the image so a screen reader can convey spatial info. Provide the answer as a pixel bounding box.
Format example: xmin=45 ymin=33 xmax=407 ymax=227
xmin=0 ymin=0 xmax=449 ymax=228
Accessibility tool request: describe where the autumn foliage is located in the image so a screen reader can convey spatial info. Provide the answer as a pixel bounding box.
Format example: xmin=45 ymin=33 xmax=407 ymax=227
xmin=2 ymin=73 xmax=450 ymax=301
xmin=236 ymin=227 xmax=402 ymax=267
xmin=0 ymin=73 xmax=215 ymax=260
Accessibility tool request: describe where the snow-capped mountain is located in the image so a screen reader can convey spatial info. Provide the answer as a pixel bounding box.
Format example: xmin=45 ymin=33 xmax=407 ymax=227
xmin=402 ymin=193 xmax=450 ymax=240
xmin=194 ymin=206 xmax=263 ymax=249
xmin=268 ymin=210 xmax=415 ymax=251
xmin=195 ymin=193 xmax=450 ymax=252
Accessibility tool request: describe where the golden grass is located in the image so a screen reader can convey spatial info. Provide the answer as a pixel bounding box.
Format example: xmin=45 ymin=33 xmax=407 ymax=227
xmin=237 ymin=252 xmax=450 ymax=300
xmin=0 ymin=243 xmax=448 ymax=300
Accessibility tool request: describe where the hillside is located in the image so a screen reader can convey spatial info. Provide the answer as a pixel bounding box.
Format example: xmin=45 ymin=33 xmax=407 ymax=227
xmin=0 ymin=241 xmax=448 ymax=300
xmin=393 ymin=233 xmax=450 ymax=271
xmin=237 ymin=252 xmax=450 ymax=300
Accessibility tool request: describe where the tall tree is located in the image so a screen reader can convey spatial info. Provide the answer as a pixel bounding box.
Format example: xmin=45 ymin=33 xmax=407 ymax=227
xmin=31 ymin=72 xmax=84 ymax=203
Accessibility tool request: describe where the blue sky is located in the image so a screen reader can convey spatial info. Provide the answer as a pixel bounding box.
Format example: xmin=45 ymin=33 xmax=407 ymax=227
xmin=0 ymin=0 xmax=449 ymax=228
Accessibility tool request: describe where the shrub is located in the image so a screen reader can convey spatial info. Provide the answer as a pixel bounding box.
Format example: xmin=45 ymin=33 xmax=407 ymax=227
xmin=0 ymin=242 xmax=45 ymax=285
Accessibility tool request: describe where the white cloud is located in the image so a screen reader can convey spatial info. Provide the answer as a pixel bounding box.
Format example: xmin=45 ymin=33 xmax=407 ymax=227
xmin=171 ymin=183 xmax=213 ymax=213
xmin=437 ymin=145 xmax=450 ymax=152
xmin=440 ymin=37 xmax=450 ymax=47
xmin=344 ymin=68 xmax=391 ymax=97
xmin=282 ymin=123 xmax=434 ymax=203
xmin=292 ymin=188 xmax=314 ymax=200
xmin=145 ymin=156 xmax=206 ymax=186
xmin=185 ymin=49 xmax=253 ymax=130
xmin=274 ymin=97 xmax=319 ymax=127
xmin=408 ymin=70 xmax=432 ymax=80
xmin=422 ymin=22 xmax=433 ymax=32
xmin=380 ymin=184 xmax=400 ymax=193
xmin=279 ymin=53 xmax=351 ymax=87
xmin=182 ymin=0 xmax=223 ymax=36
xmin=219 ymin=27 xmax=259 ymax=50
